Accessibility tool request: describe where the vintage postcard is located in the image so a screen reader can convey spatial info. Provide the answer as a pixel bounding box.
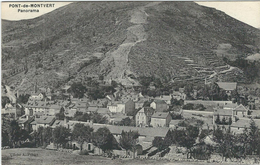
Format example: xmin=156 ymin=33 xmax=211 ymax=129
xmin=1 ymin=1 xmax=260 ymax=165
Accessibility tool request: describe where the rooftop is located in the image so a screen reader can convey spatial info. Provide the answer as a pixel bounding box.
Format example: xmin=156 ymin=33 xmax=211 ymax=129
xmin=213 ymin=109 xmax=233 ymax=116
xmin=96 ymin=108 xmax=110 ymax=114
xmin=233 ymin=104 xmax=248 ymax=111
xmin=50 ymin=120 xmax=169 ymax=138
xmin=31 ymin=116 xmax=55 ymax=125
xmin=217 ymin=82 xmax=237 ymax=91
xmin=152 ymin=100 xmax=167 ymax=104
xmin=151 ymin=112 xmax=170 ymax=119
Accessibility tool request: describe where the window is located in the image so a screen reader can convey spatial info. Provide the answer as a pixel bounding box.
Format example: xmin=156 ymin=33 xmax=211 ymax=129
xmin=88 ymin=144 xmax=91 ymax=150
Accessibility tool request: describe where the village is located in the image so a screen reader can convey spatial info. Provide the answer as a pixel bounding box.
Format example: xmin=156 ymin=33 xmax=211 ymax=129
xmin=2 ymin=77 xmax=260 ymax=164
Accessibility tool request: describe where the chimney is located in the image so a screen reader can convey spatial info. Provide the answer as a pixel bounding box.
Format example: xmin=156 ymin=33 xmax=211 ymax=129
xmin=64 ymin=117 xmax=68 ymax=124
xmin=35 ymin=81 xmax=37 ymax=93
xmin=16 ymin=90 xmax=19 ymax=98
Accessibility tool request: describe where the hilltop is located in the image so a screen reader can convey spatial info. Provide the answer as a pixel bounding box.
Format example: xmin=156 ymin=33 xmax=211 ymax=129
xmin=2 ymin=2 xmax=260 ymax=92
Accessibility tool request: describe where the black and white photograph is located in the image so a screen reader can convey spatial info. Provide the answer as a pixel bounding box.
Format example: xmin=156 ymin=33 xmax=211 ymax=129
xmin=1 ymin=1 xmax=260 ymax=164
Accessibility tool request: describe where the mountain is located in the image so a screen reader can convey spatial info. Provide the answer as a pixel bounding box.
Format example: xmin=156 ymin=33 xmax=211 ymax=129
xmin=2 ymin=2 xmax=260 ymax=92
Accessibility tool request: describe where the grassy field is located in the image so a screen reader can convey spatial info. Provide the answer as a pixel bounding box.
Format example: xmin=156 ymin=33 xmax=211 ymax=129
xmin=1 ymin=148 xmax=251 ymax=165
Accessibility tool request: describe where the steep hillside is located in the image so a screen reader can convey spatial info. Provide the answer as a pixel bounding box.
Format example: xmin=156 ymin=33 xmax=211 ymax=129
xmin=2 ymin=2 xmax=260 ymax=91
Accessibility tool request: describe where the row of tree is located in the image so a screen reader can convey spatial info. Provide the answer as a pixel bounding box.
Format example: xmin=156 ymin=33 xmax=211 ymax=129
xmin=215 ymin=115 xmax=232 ymax=125
xmin=72 ymin=111 xmax=108 ymax=124
xmin=2 ymin=120 xmax=31 ymax=148
xmin=150 ymin=120 xmax=260 ymax=161
xmin=2 ymin=119 xmax=142 ymax=157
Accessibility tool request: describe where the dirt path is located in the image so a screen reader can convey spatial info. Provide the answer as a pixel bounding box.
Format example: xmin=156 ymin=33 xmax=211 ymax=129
xmin=104 ymin=2 xmax=161 ymax=86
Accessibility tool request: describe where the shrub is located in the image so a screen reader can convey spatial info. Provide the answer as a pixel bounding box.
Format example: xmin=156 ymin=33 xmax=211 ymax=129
xmin=20 ymin=142 xmax=35 ymax=148
xmin=183 ymin=103 xmax=194 ymax=110
xmin=79 ymin=149 xmax=89 ymax=155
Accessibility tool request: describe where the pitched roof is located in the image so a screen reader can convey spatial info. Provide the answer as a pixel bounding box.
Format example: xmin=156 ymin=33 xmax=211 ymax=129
xmin=52 ymin=120 xmax=65 ymax=127
xmin=91 ymin=124 xmax=169 ymax=137
xmin=217 ymin=82 xmax=237 ymax=91
xmin=18 ymin=119 xmax=29 ymax=124
xmin=49 ymin=104 xmax=61 ymax=110
xmin=31 ymin=116 xmax=55 ymax=125
xmin=96 ymin=108 xmax=110 ymax=114
xmin=154 ymin=95 xmax=172 ymax=101
xmin=143 ymin=107 xmax=155 ymax=116
xmin=87 ymin=107 xmax=98 ymax=112
xmin=233 ymin=104 xmax=248 ymax=111
xmin=151 ymin=112 xmax=170 ymax=119
xmin=231 ymin=119 xmax=250 ymax=128
xmin=50 ymin=120 xmax=169 ymax=138
xmin=223 ymin=103 xmax=238 ymax=109
xmin=152 ymin=100 xmax=167 ymax=104
xmin=231 ymin=119 xmax=260 ymax=129
xmin=169 ymin=119 xmax=183 ymax=125
xmin=213 ymin=109 xmax=233 ymax=116
xmin=61 ymin=85 xmax=71 ymax=90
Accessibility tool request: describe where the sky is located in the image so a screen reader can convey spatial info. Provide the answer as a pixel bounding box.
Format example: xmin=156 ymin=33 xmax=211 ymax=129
xmin=197 ymin=2 xmax=260 ymax=29
xmin=1 ymin=1 xmax=260 ymax=28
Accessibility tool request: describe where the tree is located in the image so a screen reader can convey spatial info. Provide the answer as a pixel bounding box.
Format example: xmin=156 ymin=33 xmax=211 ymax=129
xmin=7 ymin=120 xmax=21 ymax=148
xmin=71 ymin=82 xmax=86 ymax=98
xmin=248 ymin=119 xmax=260 ymax=154
xmin=77 ymin=112 xmax=91 ymax=122
xmin=19 ymin=129 xmax=31 ymax=142
xmin=42 ymin=127 xmax=53 ymax=145
xmin=73 ymin=111 xmax=84 ymax=121
xmin=152 ymin=137 xmax=165 ymax=151
xmin=99 ymin=75 xmax=104 ymax=81
xmin=16 ymin=94 xmax=30 ymax=104
xmin=231 ymin=90 xmax=239 ymax=103
xmin=55 ymin=107 xmax=65 ymax=120
xmin=2 ymin=129 xmax=9 ymax=147
xmin=143 ymin=100 xmax=152 ymax=107
xmin=219 ymin=89 xmax=228 ymax=101
xmin=92 ymin=127 xmax=114 ymax=154
xmin=208 ymin=83 xmax=219 ymax=100
xmin=217 ymin=131 xmax=235 ymax=161
xmin=72 ymin=123 xmax=93 ymax=150
xmin=199 ymin=129 xmax=210 ymax=143
xmin=138 ymin=76 xmax=152 ymax=87
xmin=32 ymin=127 xmax=45 ymax=147
xmin=111 ymin=80 xmax=118 ymax=88
xmin=2 ymin=96 xmax=10 ymax=108
xmin=215 ymin=114 xmax=220 ymax=124
xmin=119 ymin=117 xmax=132 ymax=126
xmin=213 ymin=126 xmax=224 ymax=144
xmin=168 ymin=125 xmax=199 ymax=159
xmin=53 ymin=126 xmax=71 ymax=149
xmin=184 ymin=125 xmax=200 ymax=156
xmin=119 ymin=130 xmax=139 ymax=158
xmin=183 ymin=103 xmax=194 ymax=110
xmin=91 ymin=112 xmax=108 ymax=124
xmin=221 ymin=117 xmax=227 ymax=125
xmin=228 ymin=117 xmax=232 ymax=125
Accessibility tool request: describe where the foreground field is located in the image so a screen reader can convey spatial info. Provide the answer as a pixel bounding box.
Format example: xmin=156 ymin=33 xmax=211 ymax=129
xmin=1 ymin=148 xmax=251 ymax=165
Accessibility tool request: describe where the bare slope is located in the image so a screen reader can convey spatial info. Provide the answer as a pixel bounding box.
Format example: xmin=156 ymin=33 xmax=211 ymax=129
xmin=2 ymin=2 xmax=260 ymax=91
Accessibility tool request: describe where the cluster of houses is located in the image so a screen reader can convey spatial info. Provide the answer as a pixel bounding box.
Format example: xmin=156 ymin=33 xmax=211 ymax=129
xmin=2 ymin=81 xmax=260 ymax=157
xmin=18 ymin=90 xmax=177 ymax=132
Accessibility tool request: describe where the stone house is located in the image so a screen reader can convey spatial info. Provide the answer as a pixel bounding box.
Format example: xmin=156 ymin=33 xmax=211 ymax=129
xmin=107 ymin=99 xmax=135 ymax=114
xmin=150 ymin=112 xmax=172 ymax=127
xmin=135 ymin=107 xmax=155 ymax=127
xmin=150 ymin=100 xmax=168 ymax=112
xmin=30 ymin=116 xmax=56 ymax=131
